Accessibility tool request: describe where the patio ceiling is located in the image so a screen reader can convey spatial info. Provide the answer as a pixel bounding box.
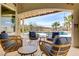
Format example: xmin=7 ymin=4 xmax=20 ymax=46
xmin=16 ymin=3 xmax=76 ymax=20
xmin=2 ymin=5 xmax=15 ymax=15
xmin=18 ymin=8 xmax=65 ymax=20
xmin=1 ymin=4 xmax=16 ymax=17
xmin=1 ymin=3 xmax=76 ymax=19
xmin=16 ymin=3 xmax=76 ymax=13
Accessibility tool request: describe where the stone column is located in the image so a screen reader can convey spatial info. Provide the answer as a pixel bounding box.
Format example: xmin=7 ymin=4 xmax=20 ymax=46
xmin=72 ymin=8 xmax=79 ymax=48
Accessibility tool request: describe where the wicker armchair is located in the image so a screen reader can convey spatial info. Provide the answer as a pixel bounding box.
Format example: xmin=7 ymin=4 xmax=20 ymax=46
xmin=0 ymin=36 xmax=22 ymax=56
xmin=39 ymin=40 xmax=71 ymax=56
xmin=51 ymin=44 xmax=70 ymax=56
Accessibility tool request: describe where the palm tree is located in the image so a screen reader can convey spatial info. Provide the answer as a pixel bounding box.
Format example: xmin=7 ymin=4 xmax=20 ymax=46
xmin=52 ymin=22 xmax=60 ymax=31
xmin=64 ymin=15 xmax=73 ymax=31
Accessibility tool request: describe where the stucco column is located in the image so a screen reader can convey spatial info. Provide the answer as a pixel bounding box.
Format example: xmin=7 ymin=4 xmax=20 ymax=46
xmin=15 ymin=11 xmax=21 ymax=35
xmin=22 ymin=19 xmax=25 ymax=35
xmin=72 ymin=8 xmax=79 ymax=48
xmin=0 ymin=4 xmax=1 ymax=33
xmin=17 ymin=18 xmax=21 ymax=35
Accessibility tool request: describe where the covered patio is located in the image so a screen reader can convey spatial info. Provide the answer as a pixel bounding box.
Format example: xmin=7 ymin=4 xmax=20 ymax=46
xmin=0 ymin=3 xmax=79 ymax=56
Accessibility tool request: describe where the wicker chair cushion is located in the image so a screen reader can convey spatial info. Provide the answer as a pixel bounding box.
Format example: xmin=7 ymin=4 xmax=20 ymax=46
xmin=41 ymin=43 xmax=53 ymax=56
xmin=53 ymin=37 xmax=71 ymax=45
xmin=2 ymin=40 xmax=16 ymax=49
xmin=47 ymin=38 xmax=53 ymax=41
xmin=44 ymin=45 xmax=53 ymax=56
xmin=29 ymin=32 xmax=37 ymax=40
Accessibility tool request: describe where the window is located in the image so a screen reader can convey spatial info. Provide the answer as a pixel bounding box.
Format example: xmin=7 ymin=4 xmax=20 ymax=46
xmin=1 ymin=16 xmax=15 ymax=33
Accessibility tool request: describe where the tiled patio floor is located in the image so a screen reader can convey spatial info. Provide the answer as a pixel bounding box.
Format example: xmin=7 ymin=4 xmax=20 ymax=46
xmin=0 ymin=34 xmax=79 ymax=56
xmin=67 ymin=47 xmax=79 ymax=56
xmin=0 ymin=44 xmax=79 ymax=56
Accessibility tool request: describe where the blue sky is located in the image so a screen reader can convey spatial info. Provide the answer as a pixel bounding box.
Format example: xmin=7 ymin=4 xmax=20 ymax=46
xmin=23 ymin=11 xmax=72 ymax=27
xmin=1 ymin=17 xmax=13 ymax=26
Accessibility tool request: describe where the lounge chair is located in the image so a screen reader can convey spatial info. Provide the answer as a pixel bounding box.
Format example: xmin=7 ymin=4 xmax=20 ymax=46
xmin=39 ymin=40 xmax=71 ymax=56
xmin=0 ymin=36 xmax=22 ymax=56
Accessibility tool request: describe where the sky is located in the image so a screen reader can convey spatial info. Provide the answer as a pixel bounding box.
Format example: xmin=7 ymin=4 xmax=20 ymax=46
xmin=1 ymin=17 xmax=13 ymax=27
xmin=23 ymin=11 xmax=72 ymax=28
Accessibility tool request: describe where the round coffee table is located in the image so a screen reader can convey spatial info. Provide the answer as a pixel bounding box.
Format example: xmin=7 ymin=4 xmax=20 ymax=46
xmin=18 ymin=45 xmax=37 ymax=56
